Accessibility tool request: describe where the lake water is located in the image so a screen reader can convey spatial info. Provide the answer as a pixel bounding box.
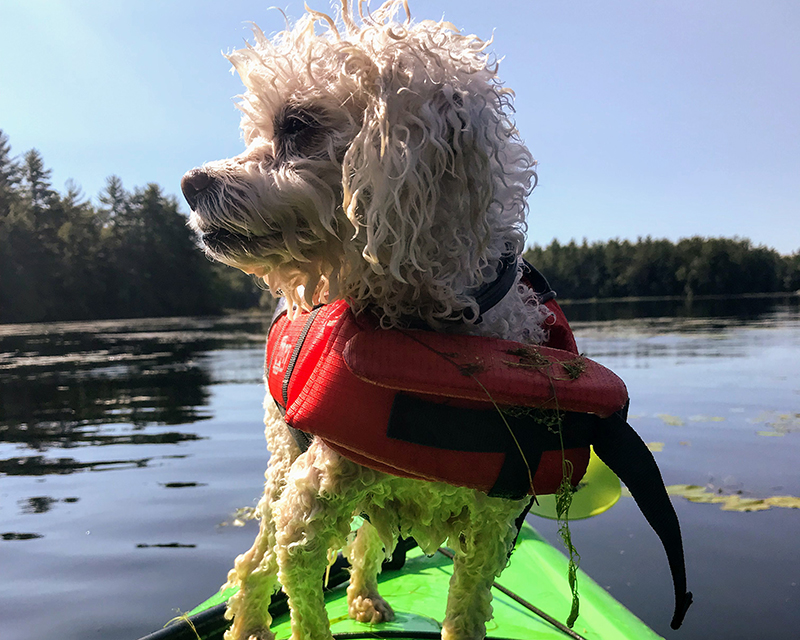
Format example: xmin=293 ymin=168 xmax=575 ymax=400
xmin=1 ymin=298 xmax=798 ymax=640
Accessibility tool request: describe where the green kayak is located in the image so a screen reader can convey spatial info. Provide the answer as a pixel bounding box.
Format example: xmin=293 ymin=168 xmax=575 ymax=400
xmin=142 ymin=521 xmax=662 ymax=640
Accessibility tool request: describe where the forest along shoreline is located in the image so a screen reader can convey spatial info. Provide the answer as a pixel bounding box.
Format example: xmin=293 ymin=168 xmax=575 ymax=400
xmin=2 ymin=129 xmax=799 ymax=325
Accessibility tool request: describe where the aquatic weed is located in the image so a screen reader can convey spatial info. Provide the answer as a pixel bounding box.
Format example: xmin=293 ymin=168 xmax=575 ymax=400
xmin=164 ymin=610 xmax=201 ymax=640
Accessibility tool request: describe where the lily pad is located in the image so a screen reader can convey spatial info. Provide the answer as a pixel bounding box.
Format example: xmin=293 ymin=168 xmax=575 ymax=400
xmin=656 ymin=413 xmax=684 ymax=426
xmin=688 ymin=415 xmax=725 ymax=423
xmin=750 ymin=411 xmax=800 ymax=436
xmin=665 ymin=484 xmax=800 ymax=512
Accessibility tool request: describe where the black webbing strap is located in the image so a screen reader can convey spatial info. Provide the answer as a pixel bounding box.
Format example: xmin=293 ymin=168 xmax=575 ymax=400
xmin=470 ymin=251 xmax=520 ymax=320
xmin=467 ymin=256 xmax=557 ymax=323
xmin=266 ymin=300 xmax=322 ymax=454
xmin=591 ymin=405 xmax=693 ymax=629
xmin=387 ymin=394 xmax=595 ymax=499
xmin=286 ymin=420 xmax=314 ymax=453
xmin=520 ymin=259 xmax=557 ymax=304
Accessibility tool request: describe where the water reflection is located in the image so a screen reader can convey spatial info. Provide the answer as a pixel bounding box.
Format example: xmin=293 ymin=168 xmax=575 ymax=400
xmin=560 ymin=293 xmax=799 ymax=323
xmin=16 ymin=496 xmax=79 ymax=514
xmin=563 ymin=296 xmax=800 ymax=364
xmin=2 ymin=532 xmax=43 ymax=541
xmin=161 ymin=481 xmax=207 ymax=489
xmin=0 ymin=315 xmax=269 ymax=479
xmin=2 ymin=452 xmax=167 ymax=476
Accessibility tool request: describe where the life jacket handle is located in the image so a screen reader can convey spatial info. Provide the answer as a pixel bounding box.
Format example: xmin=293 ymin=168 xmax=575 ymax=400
xmin=592 ymin=404 xmax=694 ymax=629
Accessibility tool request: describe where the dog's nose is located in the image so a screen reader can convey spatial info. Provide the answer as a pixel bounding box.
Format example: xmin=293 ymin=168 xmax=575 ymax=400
xmin=181 ymin=168 xmax=215 ymax=210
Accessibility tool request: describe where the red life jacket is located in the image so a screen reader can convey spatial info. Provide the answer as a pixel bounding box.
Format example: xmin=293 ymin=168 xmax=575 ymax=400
xmin=267 ymin=294 xmax=626 ymax=496
xmin=264 ymin=267 xmax=692 ymax=629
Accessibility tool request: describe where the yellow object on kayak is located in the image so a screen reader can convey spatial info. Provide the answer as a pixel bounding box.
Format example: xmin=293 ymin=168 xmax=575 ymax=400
xmin=529 ymin=446 xmax=621 ymax=520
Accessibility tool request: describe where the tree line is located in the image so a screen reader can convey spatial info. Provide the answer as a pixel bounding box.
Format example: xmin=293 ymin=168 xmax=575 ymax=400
xmin=1 ymin=129 xmax=798 ymax=323
xmin=0 ymin=130 xmax=265 ymax=324
xmin=523 ymin=236 xmax=799 ymax=301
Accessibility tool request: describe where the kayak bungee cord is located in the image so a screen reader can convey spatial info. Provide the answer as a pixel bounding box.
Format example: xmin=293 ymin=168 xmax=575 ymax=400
xmin=437 ymin=547 xmax=591 ymax=640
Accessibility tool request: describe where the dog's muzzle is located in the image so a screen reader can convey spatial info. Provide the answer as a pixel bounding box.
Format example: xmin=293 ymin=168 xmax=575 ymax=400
xmin=181 ymin=168 xmax=217 ymax=211
xmin=200 ymin=227 xmax=255 ymax=255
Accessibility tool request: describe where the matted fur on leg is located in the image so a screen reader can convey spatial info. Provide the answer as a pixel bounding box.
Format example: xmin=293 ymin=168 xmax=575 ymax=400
xmin=345 ymin=521 xmax=396 ymax=624
xmin=441 ymin=498 xmax=528 ymax=640
xmin=222 ymin=403 xmax=301 ymax=640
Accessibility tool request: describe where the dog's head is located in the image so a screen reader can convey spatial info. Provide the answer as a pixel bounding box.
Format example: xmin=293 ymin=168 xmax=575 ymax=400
xmin=182 ymin=0 xmax=536 ymax=326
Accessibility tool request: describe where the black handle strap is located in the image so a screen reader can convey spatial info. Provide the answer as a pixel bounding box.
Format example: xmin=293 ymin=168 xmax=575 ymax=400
xmin=592 ymin=405 xmax=693 ymax=630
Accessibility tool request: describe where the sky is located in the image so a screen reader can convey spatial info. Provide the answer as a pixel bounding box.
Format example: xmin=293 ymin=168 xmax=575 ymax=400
xmin=1 ymin=0 xmax=798 ymax=254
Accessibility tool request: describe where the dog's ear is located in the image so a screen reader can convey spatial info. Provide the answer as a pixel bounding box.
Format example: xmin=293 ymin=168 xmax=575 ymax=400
xmin=341 ymin=77 xmax=498 ymax=281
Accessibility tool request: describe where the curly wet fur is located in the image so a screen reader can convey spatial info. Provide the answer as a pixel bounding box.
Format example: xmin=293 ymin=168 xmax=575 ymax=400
xmin=187 ymin=0 xmax=541 ymax=333
xmin=184 ymin=2 xmax=549 ymax=639
xmin=222 ymin=403 xmax=531 ymax=640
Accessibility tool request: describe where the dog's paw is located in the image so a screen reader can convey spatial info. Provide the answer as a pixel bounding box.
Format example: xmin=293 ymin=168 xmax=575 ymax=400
xmin=224 ymin=625 xmax=274 ymax=640
xmin=348 ymin=593 xmax=396 ymax=624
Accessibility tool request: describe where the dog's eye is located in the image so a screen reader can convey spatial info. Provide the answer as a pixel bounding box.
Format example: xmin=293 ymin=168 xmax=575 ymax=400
xmin=275 ymin=107 xmax=327 ymax=157
xmin=282 ymin=115 xmax=310 ymax=136
xmin=277 ymin=108 xmax=319 ymax=139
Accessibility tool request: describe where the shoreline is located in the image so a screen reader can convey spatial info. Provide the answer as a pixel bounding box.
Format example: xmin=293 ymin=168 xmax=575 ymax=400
xmin=558 ymin=291 xmax=800 ymax=305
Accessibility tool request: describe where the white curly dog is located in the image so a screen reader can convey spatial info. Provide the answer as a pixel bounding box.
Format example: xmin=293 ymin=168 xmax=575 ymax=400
xmin=182 ymin=2 xmax=552 ymax=638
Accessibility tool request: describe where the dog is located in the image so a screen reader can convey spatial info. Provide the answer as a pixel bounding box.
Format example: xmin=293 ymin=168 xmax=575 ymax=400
xmin=181 ymin=2 xmax=553 ymax=638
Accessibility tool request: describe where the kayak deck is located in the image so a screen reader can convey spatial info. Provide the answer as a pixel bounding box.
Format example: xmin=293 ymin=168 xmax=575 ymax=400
xmin=181 ymin=523 xmax=662 ymax=640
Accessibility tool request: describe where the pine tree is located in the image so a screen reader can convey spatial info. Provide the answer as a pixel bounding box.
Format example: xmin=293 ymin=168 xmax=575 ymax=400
xmin=0 ymin=130 xmax=19 ymax=218
xmin=57 ymin=180 xmax=106 ymax=319
xmin=98 ymin=175 xmax=128 ymax=226
xmin=20 ymin=149 xmax=55 ymax=212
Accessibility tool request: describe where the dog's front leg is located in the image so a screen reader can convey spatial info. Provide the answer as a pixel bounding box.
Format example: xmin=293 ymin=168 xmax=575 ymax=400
xmin=273 ymin=448 xmax=355 ymax=640
xmin=346 ymin=520 xmax=395 ymax=623
xmin=223 ymin=492 xmax=281 ymax=640
xmin=223 ymin=404 xmax=302 ymax=640
xmin=442 ymin=500 xmax=528 ymax=640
